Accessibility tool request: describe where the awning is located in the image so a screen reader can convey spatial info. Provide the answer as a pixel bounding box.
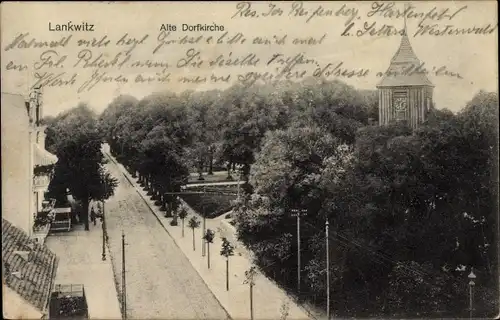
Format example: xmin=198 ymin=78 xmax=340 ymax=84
xmin=34 ymin=144 xmax=58 ymax=166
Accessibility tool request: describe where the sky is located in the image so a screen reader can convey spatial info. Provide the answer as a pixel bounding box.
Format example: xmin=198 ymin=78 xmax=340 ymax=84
xmin=1 ymin=1 xmax=498 ymax=116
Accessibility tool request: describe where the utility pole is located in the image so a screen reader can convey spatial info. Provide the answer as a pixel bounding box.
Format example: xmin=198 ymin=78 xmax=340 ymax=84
xmin=122 ymin=231 xmax=127 ymax=320
xmin=326 ymin=220 xmax=330 ymax=320
xmin=291 ymin=208 xmax=307 ymax=295
xmin=201 ymin=186 xmax=207 ymax=257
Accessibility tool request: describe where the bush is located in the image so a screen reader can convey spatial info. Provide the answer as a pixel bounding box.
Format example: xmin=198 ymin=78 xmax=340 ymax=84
xmin=180 ymin=193 xmax=236 ymax=218
xmin=170 ymin=219 xmax=178 ymax=226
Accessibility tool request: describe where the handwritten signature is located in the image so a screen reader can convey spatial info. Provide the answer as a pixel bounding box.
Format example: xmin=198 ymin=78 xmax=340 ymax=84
xmin=231 ymin=2 xmax=359 ymax=24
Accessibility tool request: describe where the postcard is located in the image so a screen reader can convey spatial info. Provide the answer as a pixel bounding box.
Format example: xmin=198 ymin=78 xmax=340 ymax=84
xmin=1 ymin=1 xmax=498 ymax=319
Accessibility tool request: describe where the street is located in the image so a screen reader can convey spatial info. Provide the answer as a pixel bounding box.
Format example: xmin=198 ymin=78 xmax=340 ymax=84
xmin=102 ymin=151 xmax=230 ymax=320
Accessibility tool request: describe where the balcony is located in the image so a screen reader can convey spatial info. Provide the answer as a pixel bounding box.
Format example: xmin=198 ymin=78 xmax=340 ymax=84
xmin=34 ymin=175 xmax=50 ymax=189
xmin=33 ymin=199 xmax=56 ymax=244
xmin=41 ymin=199 xmax=56 ymax=213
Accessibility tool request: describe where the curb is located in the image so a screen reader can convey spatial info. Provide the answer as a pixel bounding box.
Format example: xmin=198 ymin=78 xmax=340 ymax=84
xmin=104 ymin=151 xmax=233 ymax=320
xmin=103 ymin=221 xmax=124 ymax=320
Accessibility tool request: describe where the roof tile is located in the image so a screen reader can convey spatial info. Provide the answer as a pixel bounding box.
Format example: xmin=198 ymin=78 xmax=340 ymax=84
xmin=377 ymin=32 xmax=433 ymax=88
xmin=2 ymin=218 xmax=58 ymax=313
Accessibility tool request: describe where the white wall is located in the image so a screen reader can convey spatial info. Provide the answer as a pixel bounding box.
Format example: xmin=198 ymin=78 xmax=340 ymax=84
xmin=2 ymin=286 xmax=43 ymax=319
xmin=1 ymin=93 xmax=33 ymax=236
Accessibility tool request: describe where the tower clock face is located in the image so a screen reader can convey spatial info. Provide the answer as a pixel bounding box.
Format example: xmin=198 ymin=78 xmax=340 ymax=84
xmin=394 ymin=97 xmax=407 ymax=112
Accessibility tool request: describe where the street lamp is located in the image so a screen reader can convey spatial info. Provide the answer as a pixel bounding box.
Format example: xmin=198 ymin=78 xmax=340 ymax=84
xmin=326 ymin=220 xmax=330 ymax=320
xmin=468 ymin=268 xmax=476 ymax=320
xmin=102 ymin=181 xmax=107 ymax=261
xmin=101 ymin=201 xmax=106 ymax=261
xmin=101 ymin=195 xmax=106 ymax=261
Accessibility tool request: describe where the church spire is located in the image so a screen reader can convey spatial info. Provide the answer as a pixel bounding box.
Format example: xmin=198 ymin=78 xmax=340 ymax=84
xmin=391 ymin=2 xmax=417 ymax=64
xmin=376 ymin=1 xmax=433 ymax=88
xmin=403 ymin=2 xmax=408 ymax=36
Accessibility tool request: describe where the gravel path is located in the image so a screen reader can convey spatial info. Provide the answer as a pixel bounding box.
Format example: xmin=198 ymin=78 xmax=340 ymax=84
xmin=103 ymin=157 xmax=230 ymax=320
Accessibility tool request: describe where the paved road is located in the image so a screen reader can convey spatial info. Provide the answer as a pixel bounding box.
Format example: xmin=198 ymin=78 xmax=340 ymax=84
xmin=102 ymin=151 xmax=230 ymax=320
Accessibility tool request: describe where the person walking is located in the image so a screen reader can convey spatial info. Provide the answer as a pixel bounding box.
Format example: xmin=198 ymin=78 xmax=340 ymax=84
xmin=90 ymin=207 xmax=96 ymax=226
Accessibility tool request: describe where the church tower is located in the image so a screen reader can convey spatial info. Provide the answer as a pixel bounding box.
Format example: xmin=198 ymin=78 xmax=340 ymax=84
xmin=377 ymin=18 xmax=434 ymax=129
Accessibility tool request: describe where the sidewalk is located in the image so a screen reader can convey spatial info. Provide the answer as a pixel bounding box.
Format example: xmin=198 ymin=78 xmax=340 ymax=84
xmin=45 ymin=221 xmax=122 ymax=319
xmin=109 ymin=154 xmax=312 ymax=320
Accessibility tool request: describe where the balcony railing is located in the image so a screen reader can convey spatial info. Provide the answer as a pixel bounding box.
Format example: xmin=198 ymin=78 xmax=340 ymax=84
xmin=41 ymin=199 xmax=56 ymax=213
xmin=34 ymin=175 xmax=50 ymax=188
xmin=33 ymin=199 xmax=56 ymax=244
xmin=33 ymin=199 xmax=56 ymax=230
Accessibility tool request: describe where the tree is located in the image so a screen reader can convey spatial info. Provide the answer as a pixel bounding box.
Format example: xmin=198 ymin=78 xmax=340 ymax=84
xmin=203 ymin=229 xmax=215 ymax=268
xmin=188 ymin=216 xmax=201 ymax=251
xmin=220 ymin=237 xmax=235 ymax=290
xmin=386 ymin=261 xmax=462 ymax=317
xmin=184 ymin=90 xmax=221 ymax=178
xmin=47 ymin=104 xmax=117 ymax=230
xmin=244 ymin=265 xmax=257 ymax=320
xmin=178 ymin=207 xmax=188 ymax=237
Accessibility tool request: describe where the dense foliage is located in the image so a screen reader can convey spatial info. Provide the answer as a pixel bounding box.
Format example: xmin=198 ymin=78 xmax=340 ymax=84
xmin=46 ymin=104 xmax=117 ymax=230
xmin=97 ymin=76 xmax=497 ymax=317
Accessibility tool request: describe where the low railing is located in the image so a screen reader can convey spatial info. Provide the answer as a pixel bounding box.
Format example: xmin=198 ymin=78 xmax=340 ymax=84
xmin=32 ymin=199 xmax=57 ymax=243
xmin=41 ymin=199 xmax=56 ymax=213
xmin=34 ymin=175 xmax=50 ymax=188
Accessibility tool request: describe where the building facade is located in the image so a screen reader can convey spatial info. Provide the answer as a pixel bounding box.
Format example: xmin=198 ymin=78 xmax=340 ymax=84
xmin=377 ymin=30 xmax=434 ymax=129
xmin=1 ymin=88 xmax=58 ymax=242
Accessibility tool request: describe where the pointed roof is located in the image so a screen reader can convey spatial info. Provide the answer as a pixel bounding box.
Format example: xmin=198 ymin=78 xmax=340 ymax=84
xmin=377 ymin=29 xmax=434 ymax=88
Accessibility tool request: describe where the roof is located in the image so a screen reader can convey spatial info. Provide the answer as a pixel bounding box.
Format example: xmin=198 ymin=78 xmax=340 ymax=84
xmin=1 ymin=92 xmax=30 ymax=117
xmin=2 ymin=218 xmax=58 ymax=313
xmin=377 ymin=31 xmax=434 ymax=88
xmin=34 ymin=144 xmax=58 ymax=166
xmin=1 ymin=92 xmax=28 ymax=103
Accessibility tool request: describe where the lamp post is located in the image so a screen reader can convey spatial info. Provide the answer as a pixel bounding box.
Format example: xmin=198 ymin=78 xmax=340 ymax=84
xmin=122 ymin=231 xmax=127 ymax=320
xmin=326 ymin=220 xmax=330 ymax=320
xmin=468 ymin=268 xmax=476 ymax=320
xmin=101 ymin=181 xmax=107 ymax=261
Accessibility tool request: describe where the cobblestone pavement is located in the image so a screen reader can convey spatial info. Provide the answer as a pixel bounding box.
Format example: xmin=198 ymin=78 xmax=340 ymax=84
xmin=103 ymin=158 xmax=230 ymax=320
